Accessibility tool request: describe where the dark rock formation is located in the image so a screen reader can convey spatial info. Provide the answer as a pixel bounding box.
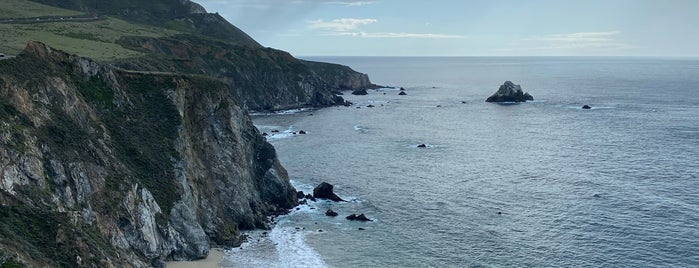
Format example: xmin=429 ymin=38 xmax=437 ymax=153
xmin=298 ymin=130 xmax=307 ymax=135
xmin=485 ymin=81 xmax=534 ymax=102
xmin=352 ymin=89 xmax=368 ymax=95
xmin=297 ymin=191 xmax=306 ymax=199
xmin=417 ymin=144 xmax=427 ymax=148
xmin=367 ymin=104 xmax=375 ymax=108
xmin=346 ymin=214 xmax=372 ymax=222
xmin=399 ymin=91 xmax=407 ymax=96
xmin=313 ymin=182 xmax=345 ymax=202
xmin=325 ymin=209 xmax=339 ymax=217
xmin=304 ymin=194 xmax=317 ymax=202
xmin=400 ymin=87 xmax=406 ymax=91
xmin=582 ymin=105 xmax=592 ymax=109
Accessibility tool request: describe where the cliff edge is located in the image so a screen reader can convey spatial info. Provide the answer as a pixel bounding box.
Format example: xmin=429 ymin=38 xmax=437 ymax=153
xmin=0 ymin=42 xmax=297 ymax=267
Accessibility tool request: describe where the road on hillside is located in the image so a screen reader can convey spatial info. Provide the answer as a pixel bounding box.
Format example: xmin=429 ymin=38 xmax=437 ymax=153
xmin=0 ymin=15 xmax=106 ymax=24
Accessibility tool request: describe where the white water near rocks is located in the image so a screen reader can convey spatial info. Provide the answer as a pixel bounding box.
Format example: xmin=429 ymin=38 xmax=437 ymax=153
xmin=231 ymin=57 xmax=699 ymax=267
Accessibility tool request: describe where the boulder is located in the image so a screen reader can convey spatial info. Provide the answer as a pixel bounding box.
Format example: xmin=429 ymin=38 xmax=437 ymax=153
xmin=417 ymin=144 xmax=427 ymax=148
xmin=296 ymin=191 xmax=305 ymax=199
xmin=400 ymin=87 xmax=406 ymax=91
xmin=313 ymin=182 xmax=344 ymax=201
xmin=304 ymin=194 xmax=317 ymax=202
xmin=398 ymin=91 xmax=407 ymax=96
xmin=346 ymin=213 xmax=372 ymax=222
xmin=298 ymin=130 xmax=307 ymax=134
xmin=582 ymin=105 xmax=592 ymax=109
xmin=485 ymin=81 xmax=534 ymax=102
xmin=352 ymin=89 xmax=368 ymax=95
xmin=366 ymin=104 xmax=375 ymax=108
xmin=325 ymin=209 xmax=339 ymax=217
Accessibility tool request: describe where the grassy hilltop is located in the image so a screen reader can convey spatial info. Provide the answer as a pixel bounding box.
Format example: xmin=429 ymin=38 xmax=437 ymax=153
xmin=0 ymin=0 xmax=183 ymax=60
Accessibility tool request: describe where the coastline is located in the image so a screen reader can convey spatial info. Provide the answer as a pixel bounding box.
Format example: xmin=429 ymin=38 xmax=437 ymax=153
xmin=166 ymin=248 xmax=224 ymax=268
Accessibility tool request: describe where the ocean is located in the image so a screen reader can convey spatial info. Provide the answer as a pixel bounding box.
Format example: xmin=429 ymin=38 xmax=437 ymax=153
xmin=223 ymin=57 xmax=699 ymax=267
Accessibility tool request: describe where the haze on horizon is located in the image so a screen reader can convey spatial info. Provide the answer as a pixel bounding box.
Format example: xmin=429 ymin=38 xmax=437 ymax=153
xmin=196 ymin=0 xmax=699 ymax=57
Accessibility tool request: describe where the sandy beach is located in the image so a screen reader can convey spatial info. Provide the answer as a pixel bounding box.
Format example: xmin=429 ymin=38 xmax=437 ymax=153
xmin=166 ymin=248 xmax=224 ymax=268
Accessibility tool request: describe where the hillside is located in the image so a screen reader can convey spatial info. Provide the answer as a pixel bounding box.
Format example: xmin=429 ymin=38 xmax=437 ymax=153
xmin=0 ymin=0 xmax=377 ymax=266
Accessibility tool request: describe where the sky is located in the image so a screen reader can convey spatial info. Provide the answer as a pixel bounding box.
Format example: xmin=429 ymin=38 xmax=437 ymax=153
xmin=195 ymin=0 xmax=699 ymax=57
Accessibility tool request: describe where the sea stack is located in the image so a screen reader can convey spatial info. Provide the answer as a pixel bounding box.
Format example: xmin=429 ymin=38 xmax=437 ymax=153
xmin=485 ymin=81 xmax=534 ymax=102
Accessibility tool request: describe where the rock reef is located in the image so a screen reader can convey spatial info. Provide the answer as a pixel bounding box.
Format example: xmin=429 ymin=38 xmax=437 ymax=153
xmin=485 ymin=81 xmax=534 ymax=102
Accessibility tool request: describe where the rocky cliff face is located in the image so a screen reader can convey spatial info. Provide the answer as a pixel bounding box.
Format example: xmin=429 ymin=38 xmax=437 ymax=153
xmin=0 ymin=42 xmax=297 ymax=267
xmin=115 ymin=36 xmax=374 ymax=111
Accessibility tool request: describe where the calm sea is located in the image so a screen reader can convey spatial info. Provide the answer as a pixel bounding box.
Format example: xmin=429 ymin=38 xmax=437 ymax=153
xmin=223 ymin=57 xmax=699 ymax=267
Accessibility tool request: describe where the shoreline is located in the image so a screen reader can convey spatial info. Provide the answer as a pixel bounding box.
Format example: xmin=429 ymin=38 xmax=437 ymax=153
xmin=165 ymin=248 xmax=224 ymax=268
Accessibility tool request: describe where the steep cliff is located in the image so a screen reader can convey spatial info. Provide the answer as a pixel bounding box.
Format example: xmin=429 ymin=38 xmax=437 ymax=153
xmin=114 ymin=36 xmax=348 ymax=111
xmin=114 ymin=36 xmax=376 ymax=111
xmin=0 ymin=42 xmax=297 ymax=267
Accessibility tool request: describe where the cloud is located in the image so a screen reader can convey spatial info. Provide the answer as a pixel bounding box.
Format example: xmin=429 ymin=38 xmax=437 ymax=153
xmin=524 ymin=31 xmax=622 ymax=42
xmin=308 ymin=18 xmax=377 ymax=31
xmin=332 ymin=32 xmax=465 ymax=39
xmin=493 ymin=31 xmax=635 ymax=54
xmin=326 ymin=1 xmax=377 ymax=6
xmin=207 ymin=0 xmax=377 ymax=8
xmin=306 ymin=18 xmax=464 ymax=39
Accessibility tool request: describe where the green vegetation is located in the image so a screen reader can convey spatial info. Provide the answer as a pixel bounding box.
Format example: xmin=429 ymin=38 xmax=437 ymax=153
xmin=0 ymin=0 xmax=82 ymax=19
xmin=87 ymin=74 xmax=182 ymax=216
xmin=0 ymin=206 xmax=89 ymax=267
xmin=0 ymin=1 xmax=180 ymax=60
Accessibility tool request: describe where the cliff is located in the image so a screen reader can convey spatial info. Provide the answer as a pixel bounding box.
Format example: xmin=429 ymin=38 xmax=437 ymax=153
xmin=114 ymin=36 xmax=364 ymax=111
xmin=0 ymin=42 xmax=297 ymax=267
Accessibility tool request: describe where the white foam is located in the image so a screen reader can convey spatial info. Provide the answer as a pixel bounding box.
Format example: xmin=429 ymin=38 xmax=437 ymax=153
xmin=353 ymin=125 xmax=369 ymax=133
xmin=222 ymin=227 xmax=327 ymax=268
xmin=222 ymin=212 xmax=328 ymax=268
xmin=250 ymin=108 xmax=315 ymax=116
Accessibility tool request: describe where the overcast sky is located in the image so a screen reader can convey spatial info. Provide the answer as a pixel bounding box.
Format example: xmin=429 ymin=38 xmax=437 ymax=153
xmin=195 ymin=0 xmax=699 ymax=57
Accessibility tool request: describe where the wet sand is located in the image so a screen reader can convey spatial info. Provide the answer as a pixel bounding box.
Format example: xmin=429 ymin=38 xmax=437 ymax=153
xmin=166 ymin=248 xmax=224 ymax=268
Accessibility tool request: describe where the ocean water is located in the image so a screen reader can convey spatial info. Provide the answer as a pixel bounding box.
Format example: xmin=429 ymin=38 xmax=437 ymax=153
xmin=224 ymin=57 xmax=699 ymax=267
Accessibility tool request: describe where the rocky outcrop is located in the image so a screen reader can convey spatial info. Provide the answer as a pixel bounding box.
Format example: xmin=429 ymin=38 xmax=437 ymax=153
xmin=301 ymin=60 xmax=377 ymax=91
xmin=582 ymin=105 xmax=592 ymax=109
xmin=352 ymin=89 xmax=368 ymax=95
xmin=325 ymin=209 xmax=339 ymax=217
xmin=313 ymin=182 xmax=344 ymax=202
xmin=485 ymin=81 xmax=534 ymax=102
xmin=346 ymin=214 xmax=372 ymax=221
xmin=0 ymin=42 xmax=297 ymax=267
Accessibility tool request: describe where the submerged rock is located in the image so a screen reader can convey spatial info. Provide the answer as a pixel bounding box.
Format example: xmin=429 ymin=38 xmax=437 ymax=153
xmin=417 ymin=144 xmax=427 ymax=148
xmin=582 ymin=105 xmax=592 ymax=109
xmin=325 ymin=209 xmax=339 ymax=217
xmin=485 ymin=81 xmax=534 ymax=102
xmin=352 ymin=89 xmax=368 ymax=95
xmin=399 ymin=91 xmax=407 ymax=96
xmin=313 ymin=182 xmax=345 ymax=202
xmin=346 ymin=214 xmax=372 ymax=222
xmin=304 ymin=194 xmax=317 ymax=202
